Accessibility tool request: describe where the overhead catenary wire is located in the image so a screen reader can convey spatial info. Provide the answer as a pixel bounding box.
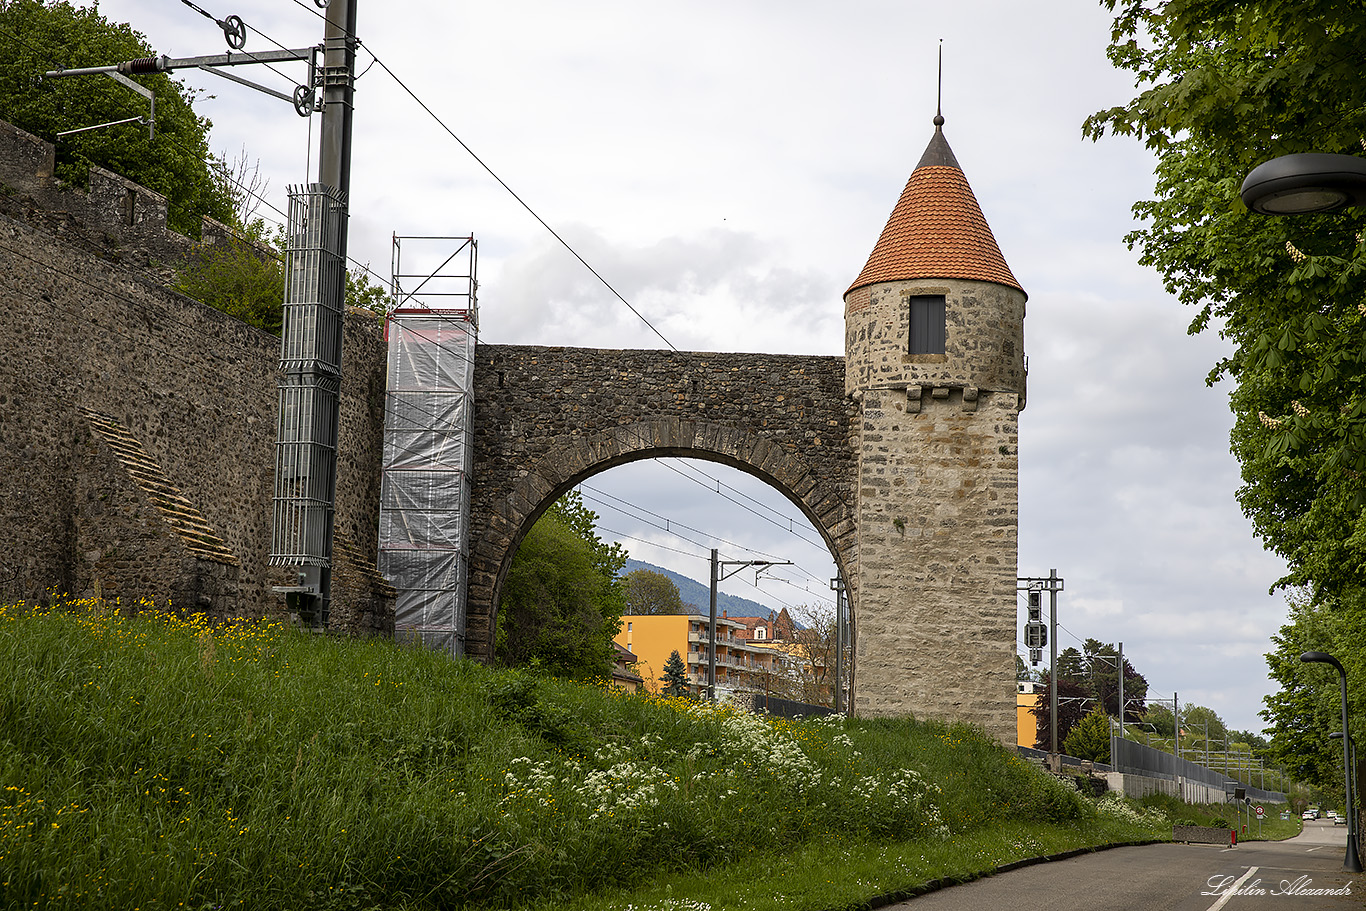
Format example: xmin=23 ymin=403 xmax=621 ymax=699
xmin=277 ymin=0 xmax=676 ymax=351
xmin=580 ymin=485 xmax=835 ymax=606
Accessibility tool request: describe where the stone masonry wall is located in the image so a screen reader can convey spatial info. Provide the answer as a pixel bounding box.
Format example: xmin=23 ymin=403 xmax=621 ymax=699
xmin=0 ymin=118 xmax=390 ymax=629
xmin=851 ymin=379 xmax=1020 ymax=742
xmin=466 ymin=344 xmax=859 ymax=661
xmin=844 ymin=277 xmax=1026 ymax=403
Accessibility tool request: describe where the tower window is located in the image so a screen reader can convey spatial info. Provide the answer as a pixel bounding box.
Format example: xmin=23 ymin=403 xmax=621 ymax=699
xmin=909 ymin=295 xmax=946 ymax=354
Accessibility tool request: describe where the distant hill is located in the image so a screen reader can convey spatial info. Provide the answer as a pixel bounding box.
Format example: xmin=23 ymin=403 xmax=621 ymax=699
xmin=620 ymin=559 xmax=780 ymax=620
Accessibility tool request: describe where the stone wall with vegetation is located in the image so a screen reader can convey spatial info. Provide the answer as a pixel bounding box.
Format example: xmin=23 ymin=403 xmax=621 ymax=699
xmin=0 ymin=118 xmax=390 ymax=630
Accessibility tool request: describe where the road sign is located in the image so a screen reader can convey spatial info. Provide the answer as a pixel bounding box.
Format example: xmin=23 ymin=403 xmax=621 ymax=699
xmin=1256 ymin=805 xmax=1264 ymax=819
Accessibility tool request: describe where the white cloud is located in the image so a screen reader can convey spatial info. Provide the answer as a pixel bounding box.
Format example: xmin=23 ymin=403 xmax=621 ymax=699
xmin=92 ymin=0 xmax=1293 ymax=733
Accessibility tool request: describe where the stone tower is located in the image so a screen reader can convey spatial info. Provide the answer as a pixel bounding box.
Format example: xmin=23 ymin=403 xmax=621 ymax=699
xmin=844 ymin=112 xmax=1026 ymax=743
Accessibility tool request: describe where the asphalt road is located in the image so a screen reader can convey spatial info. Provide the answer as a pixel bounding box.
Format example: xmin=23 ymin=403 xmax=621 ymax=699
xmin=883 ymin=820 xmax=1360 ymax=910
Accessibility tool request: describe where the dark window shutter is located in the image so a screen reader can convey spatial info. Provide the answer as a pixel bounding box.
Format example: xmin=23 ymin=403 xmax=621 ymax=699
xmin=909 ymin=295 xmax=946 ymax=354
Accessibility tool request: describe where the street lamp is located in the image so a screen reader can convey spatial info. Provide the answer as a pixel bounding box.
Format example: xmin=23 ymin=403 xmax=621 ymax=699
xmin=1241 ymin=153 xmax=1366 ymax=214
xmin=1301 ymin=650 xmax=1362 ymax=872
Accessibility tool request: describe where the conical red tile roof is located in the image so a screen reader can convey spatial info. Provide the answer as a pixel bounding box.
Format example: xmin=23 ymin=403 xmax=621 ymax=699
xmin=847 ymin=126 xmax=1023 ymax=295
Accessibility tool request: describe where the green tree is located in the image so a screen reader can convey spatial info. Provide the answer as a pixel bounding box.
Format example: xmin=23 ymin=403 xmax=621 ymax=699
xmin=659 ymin=649 xmax=690 ymax=697
xmin=1063 ymin=703 xmax=1112 ymax=764
xmin=1055 ymin=647 xmax=1087 ymax=684
xmin=494 ymin=491 xmax=626 ymax=680
xmin=1084 ymin=1 xmax=1366 ymax=597
xmin=1144 ymin=704 xmax=1176 ymax=740
xmin=1053 ymin=640 xmax=1148 ymax=722
xmin=172 ymin=227 xmax=284 ymax=334
xmin=1079 ymin=639 xmax=1149 ymax=722
xmin=1180 ymin=704 xmax=1228 ymax=749
xmin=1085 ymin=0 xmax=1366 ymax=797
xmin=623 ymin=569 xmax=684 ymax=615
xmin=172 ymin=220 xmax=394 ymax=334
xmin=0 ymin=0 xmax=234 ymax=234
xmin=1262 ymin=591 xmax=1366 ymax=791
xmin=1031 ymin=673 xmax=1091 ymax=751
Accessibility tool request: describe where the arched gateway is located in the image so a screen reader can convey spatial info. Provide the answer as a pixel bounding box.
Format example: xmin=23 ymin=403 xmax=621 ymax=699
xmin=463 ymin=346 xmax=859 ymax=663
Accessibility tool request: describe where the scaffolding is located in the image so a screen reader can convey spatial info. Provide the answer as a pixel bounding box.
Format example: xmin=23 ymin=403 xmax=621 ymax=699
xmin=379 ymin=236 xmax=477 ymax=655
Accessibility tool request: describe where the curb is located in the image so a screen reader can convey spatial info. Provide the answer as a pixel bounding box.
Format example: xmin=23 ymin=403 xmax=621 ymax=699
xmin=857 ymin=839 xmax=1166 ymax=910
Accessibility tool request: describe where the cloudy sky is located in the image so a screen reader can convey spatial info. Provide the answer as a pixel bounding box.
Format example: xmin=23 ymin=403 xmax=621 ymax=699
xmin=93 ymin=0 xmax=1292 ymax=734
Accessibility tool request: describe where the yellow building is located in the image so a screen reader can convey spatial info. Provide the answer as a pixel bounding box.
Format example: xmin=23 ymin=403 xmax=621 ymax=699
xmin=617 ymin=614 xmax=779 ymax=696
xmin=1017 ymin=681 xmax=1040 ymax=748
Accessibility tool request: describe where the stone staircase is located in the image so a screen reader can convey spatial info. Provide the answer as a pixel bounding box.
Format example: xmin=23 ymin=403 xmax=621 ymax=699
xmin=79 ymin=408 xmax=240 ymax=567
xmin=333 ymin=530 xmax=395 ymax=595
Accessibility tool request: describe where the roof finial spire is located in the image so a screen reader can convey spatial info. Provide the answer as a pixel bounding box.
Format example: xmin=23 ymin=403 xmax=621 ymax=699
xmin=934 ymin=40 xmax=945 ymax=128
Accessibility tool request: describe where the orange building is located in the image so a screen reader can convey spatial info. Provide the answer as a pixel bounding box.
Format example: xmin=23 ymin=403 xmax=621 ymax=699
xmin=617 ymin=614 xmax=780 ymax=696
xmin=1017 ymin=681 xmax=1040 ymax=748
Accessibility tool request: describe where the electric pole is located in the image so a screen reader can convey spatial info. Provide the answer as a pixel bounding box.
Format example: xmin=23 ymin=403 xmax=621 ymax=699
xmin=709 ymin=549 xmax=791 ymax=702
xmin=830 ymin=575 xmax=846 ymax=714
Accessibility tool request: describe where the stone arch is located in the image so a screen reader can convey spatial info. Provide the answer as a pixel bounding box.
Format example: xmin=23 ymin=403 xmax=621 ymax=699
xmin=465 ymin=417 xmax=857 ymax=662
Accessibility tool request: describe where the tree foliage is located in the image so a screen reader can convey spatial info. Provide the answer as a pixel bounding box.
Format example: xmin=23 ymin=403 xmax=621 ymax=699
xmin=1066 ymin=639 xmax=1149 ymax=722
xmin=659 ymin=649 xmax=690 ymax=697
xmin=0 ymin=0 xmax=234 ymax=234
xmin=785 ymin=605 xmax=847 ymax=708
xmin=1180 ymin=703 xmax=1228 ymax=747
xmin=1037 ymin=639 xmax=1149 ymax=748
xmin=1085 ymin=1 xmax=1366 ymax=597
xmin=1262 ymin=590 xmax=1366 ymax=791
xmin=622 ymin=569 xmax=685 ymax=616
xmin=494 ymin=491 xmax=627 ymax=680
xmin=1030 ymin=674 xmax=1091 ymax=751
xmin=171 ymin=220 xmax=393 ymax=334
xmin=1063 ymin=704 xmax=1113 ymax=764
xmin=1086 ymin=0 xmax=1366 ymax=796
xmin=172 ymin=228 xmax=284 ymax=334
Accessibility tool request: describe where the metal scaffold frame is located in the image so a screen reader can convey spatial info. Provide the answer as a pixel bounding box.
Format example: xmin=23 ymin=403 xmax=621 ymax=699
xmin=378 ymin=236 xmax=478 ymax=655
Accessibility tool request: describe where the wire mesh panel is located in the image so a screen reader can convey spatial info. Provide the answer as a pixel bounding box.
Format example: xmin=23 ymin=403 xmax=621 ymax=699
xmin=272 ymin=375 xmax=340 ymax=565
xmin=281 ymin=184 xmax=346 ymax=374
xmin=379 ymin=310 xmax=476 ymax=657
xmin=270 ymin=183 xmax=347 ymax=569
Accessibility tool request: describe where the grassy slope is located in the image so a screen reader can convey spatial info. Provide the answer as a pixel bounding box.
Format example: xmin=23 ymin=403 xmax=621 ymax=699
xmin=0 ymin=601 xmax=1167 ymax=911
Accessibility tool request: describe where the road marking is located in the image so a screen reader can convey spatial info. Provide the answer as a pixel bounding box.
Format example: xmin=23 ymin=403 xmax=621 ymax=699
xmin=1206 ymin=866 xmax=1259 ymax=911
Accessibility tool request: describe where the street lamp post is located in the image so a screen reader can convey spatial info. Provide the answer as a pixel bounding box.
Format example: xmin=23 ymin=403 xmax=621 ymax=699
xmin=1301 ymin=650 xmax=1362 ymax=873
xmin=1241 ymin=160 xmax=1364 ymax=866
xmin=1332 ymin=732 xmax=1357 ymax=828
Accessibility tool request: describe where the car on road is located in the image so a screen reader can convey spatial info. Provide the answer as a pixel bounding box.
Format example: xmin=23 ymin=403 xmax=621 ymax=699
xmin=1303 ymin=810 xmax=1317 ymax=820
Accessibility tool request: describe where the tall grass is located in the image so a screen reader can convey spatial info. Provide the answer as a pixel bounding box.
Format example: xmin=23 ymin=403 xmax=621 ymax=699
xmin=0 ymin=598 xmax=1105 ymax=910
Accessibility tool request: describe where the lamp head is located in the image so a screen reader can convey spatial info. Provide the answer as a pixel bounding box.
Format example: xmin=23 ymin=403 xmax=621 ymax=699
xmin=1241 ymin=153 xmax=1366 ymax=214
xmin=1302 ymin=650 xmax=1346 ymax=673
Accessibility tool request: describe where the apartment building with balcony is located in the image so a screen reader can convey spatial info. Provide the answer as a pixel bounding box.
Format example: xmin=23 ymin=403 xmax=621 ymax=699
xmin=616 ymin=614 xmax=781 ymax=696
